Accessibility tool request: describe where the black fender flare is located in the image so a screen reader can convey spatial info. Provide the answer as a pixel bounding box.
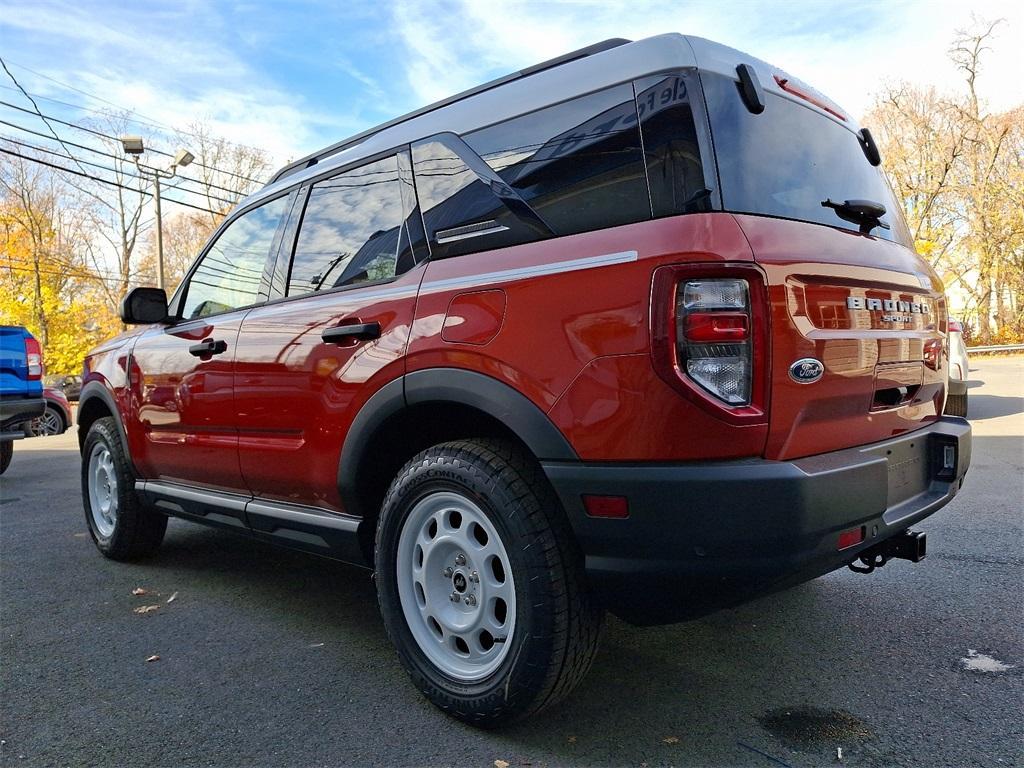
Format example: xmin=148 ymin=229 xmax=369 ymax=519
xmin=77 ymin=381 xmax=137 ymax=473
xmin=338 ymin=368 xmax=577 ymax=520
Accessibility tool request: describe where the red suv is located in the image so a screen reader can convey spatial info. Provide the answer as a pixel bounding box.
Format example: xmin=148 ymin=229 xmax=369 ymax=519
xmin=78 ymin=34 xmax=971 ymax=725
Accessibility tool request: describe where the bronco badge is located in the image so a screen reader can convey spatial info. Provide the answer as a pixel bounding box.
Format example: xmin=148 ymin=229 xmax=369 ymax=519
xmin=789 ymin=358 xmax=825 ymax=383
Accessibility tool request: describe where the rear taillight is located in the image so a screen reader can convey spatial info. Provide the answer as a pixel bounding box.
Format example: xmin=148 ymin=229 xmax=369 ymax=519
xmin=24 ymin=337 xmax=43 ymax=380
xmin=677 ymin=279 xmax=752 ymax=405
xmin=947 ymin=318 xmax=963 ymax=334
xmin=651 ymin=264 xmax=769 ymax=425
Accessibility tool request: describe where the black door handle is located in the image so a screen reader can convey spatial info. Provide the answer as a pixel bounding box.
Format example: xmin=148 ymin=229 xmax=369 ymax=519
xmin=321 ymin=322 xmax=381 ymax=344
xmin=188 ymin=339 xmax=228 ymax=357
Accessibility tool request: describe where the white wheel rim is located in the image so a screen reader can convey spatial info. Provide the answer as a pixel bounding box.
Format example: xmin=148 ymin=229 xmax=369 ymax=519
xmin=88 ymin=443 xmax=118 ymax=538
xmin=396 ymin=491 xmax=516 ymax=682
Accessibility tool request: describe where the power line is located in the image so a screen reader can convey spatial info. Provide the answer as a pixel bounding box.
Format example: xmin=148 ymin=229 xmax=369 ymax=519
xmin=0 ymin=96 xmax=264 ymax=187
xmin=0 ymin=119 xmax=241 ymax=206
xmin=0 ymin=134 xmax=239 ymax=207
xmin=0 ymin=59 xmax=268 ymax=155
xmin=0 ymin=146 xmax=223 ymax=216
xmin=0 ymin=57 xmax=97 ymax=182
xmin=0 ymin=101 xmax=255 ymax=197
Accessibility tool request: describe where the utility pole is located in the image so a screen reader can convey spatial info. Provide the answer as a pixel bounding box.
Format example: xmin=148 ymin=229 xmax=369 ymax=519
xmin=119 ymin=137 xmax=194 ymax=292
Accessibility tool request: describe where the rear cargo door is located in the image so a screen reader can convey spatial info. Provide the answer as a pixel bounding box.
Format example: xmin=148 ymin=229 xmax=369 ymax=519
xmin=699 ymin=69 xmax=947 ymax=460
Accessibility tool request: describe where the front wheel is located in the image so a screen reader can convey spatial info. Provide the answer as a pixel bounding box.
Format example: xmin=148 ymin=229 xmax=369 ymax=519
xmin=81 ymin=417 xmax=167 ymax=560
xmin=375 ymin=439 xmax=603 ymax=727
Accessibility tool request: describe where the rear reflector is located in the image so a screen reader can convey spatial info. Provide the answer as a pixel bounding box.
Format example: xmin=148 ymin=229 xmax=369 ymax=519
xmin=837 ymin=526 xmax=865 ymax=551
xmin=582 ymin=495 xmax=629 ymax=519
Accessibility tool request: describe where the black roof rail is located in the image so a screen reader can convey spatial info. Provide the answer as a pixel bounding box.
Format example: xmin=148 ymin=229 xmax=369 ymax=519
xmin=266 ymin=38 xmax=632 ymax=186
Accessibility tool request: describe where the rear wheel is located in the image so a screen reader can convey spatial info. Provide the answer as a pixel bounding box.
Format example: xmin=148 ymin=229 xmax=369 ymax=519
xmin=0 ymin=440 xmax=12 ymax=475
xmin=945 ymin=393 xmax=968 ymax=418
xmin=375 ymin=439 xmax=602 ymax=726
xmin=81 ymin=417 xmax=166 ymax=560
xmin=26 ymin=405 xmax=65 ymax=437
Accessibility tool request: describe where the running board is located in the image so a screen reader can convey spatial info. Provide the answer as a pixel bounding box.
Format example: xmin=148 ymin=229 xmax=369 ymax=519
xmin=135 ymin=480 xmax=366 ymax=565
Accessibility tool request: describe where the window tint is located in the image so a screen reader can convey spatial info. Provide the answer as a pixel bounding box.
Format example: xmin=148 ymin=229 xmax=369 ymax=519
xmin=635 ymin=73 xmax=711 ymax=217
xmin=412 ymin=85 xmax=649 ymax=258
xmin=179 ymin=195 xmax=289 ymax=320
xmin=701 ymin=72 xmax=913 ymax=247
xmin=288 ymin=155 xmax=412 ymax=296
xmin=466 ymin=84 xmax=649 ymax=237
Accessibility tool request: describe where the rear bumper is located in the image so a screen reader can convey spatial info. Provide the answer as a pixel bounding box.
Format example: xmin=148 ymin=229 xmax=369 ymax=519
xmin=0 ymin=396 xmax=45 ymax=437
xmin=543 ymin=417 xmax=971 ymax=625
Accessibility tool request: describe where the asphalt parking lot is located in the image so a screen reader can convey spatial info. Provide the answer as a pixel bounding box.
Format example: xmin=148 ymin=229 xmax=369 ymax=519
xmin=2 ymin=357 xmax=1022 ymax=768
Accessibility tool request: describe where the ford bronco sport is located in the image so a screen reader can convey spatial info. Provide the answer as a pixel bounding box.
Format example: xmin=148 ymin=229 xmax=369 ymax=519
xmin=79 ymin=34 xmax=971 ymax=725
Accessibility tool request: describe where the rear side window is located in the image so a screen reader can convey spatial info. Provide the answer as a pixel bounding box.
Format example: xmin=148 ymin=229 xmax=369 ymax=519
xmin=413 ymin=84 xmax=649 ymax=257
xmin=287 ymin=154 xmax=419 ymax=296
xmin=700 ymin=72 xmax=913 ymax=246
xmin=179 ymin=195 xmax=289 ymax=320
xmin=635 ymin=72 xmax=712 ymax=217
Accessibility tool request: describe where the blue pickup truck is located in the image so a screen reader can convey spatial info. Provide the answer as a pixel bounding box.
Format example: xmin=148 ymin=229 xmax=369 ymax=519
xmin=1 ymin=326 xmax=46 ymax=474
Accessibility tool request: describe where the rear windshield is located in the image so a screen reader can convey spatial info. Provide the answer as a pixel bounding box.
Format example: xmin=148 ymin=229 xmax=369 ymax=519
xmin=700 ymin=72 xmax=912 ymax=248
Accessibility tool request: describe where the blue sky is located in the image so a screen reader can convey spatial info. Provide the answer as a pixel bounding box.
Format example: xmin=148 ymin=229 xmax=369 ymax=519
xmin=1 ymin=0 xmax=1021 ymax=170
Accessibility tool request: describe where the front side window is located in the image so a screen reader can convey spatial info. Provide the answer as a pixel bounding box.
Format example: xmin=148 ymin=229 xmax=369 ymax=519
xmin=287 ymin=155 xmax=413 ymax=297
xmin=179 ymin=195 xmax=289 ymax=320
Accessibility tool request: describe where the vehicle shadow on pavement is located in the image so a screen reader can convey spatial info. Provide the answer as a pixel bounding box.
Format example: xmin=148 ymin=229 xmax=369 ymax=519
xmin=963 ymin=393 xmax=1024 ymax=419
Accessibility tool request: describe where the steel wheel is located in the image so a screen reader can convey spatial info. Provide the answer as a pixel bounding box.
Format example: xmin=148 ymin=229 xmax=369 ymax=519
xmin=396 ymin=491 xmax=516 ymax=681
xmin=87 ymin=442 xmax=118 ymax=538
xmin=29 ymin=407 xmax=63 ymax=436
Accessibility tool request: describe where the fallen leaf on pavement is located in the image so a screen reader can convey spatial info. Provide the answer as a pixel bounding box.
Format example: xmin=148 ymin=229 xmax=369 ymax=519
xmin=662 ymin=736 xmax=680 ymax=745
xmin=134 ymin=605 xmax=160 ymax=614
xmin=145 ymin=654 xmax=160 ymax=662
xmin=131 ymin=587 xmax=148 ymax=596
xmin=494 ymin=760 xmax=510 ymax=768
xmin=567 ymin=736 xmax=577 ymax=744
xmin=166 ymin=592 xmax=178 ymax=603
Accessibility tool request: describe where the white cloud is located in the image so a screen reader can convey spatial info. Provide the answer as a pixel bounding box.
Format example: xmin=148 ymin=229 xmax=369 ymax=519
xmin=389 ymin=0 xmax=1024 ymax=120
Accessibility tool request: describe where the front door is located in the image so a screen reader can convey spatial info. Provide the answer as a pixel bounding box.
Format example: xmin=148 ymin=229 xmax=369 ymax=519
xmin=126 ymin=192 xmax=293 ymax=493
xmin=233 ymin=151 xmax=428 ymax=513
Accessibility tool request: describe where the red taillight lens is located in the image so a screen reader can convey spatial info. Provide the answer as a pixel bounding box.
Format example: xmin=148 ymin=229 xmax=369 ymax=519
xmin=947 ymin=318 xmax=963 ymax=334
xmin=24 ymin=337 xmax=43 ymax=380
xmin=684 ymin=312 xmax=750 ymax=342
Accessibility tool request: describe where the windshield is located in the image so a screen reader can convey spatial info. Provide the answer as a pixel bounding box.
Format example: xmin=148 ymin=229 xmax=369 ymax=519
xmin=700 ymin=72 xmax=913 ymax=248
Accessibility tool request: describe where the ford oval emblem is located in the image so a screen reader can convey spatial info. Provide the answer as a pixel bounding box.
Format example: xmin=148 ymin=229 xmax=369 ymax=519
xmin=789 ymin=358 xmax=824 ymax=384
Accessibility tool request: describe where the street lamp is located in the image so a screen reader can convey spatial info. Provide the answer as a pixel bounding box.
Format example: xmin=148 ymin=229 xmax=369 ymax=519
xmin=119 ymin=136 xmax=194 ymax=291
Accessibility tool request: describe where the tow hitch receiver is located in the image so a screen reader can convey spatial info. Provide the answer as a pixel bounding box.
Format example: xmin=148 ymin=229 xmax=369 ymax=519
xmin=849 ymin=530 xmax=927 ymax=574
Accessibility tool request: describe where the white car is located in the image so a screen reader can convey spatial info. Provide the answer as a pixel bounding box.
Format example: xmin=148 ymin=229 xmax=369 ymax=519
xmin=946 ymin=317 xmax=969 ymax=417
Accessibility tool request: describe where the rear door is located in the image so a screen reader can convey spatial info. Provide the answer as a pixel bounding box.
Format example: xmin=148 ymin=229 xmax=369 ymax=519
xmin=127 ymin=192 xmax=293 ymax=493
xmin=232 ymin=150 xmax=427 ymax=514
xmin=699 ymin=70 xmax=947 ymax=460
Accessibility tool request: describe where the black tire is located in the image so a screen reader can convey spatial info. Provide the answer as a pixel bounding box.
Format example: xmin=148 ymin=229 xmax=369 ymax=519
xmin=0 ymin=440 xmax=12 ymax=475
xmin=945 ymin=393 xmax=968 ymax=418
xmin=81 ymin=417 xmax=166 ymax=560
xmin=375 ymin=439 xmax=603 ymax=727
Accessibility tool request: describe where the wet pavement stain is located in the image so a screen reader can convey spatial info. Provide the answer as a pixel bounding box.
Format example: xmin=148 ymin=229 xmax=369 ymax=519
xmin=759 ymin=707 xmax=872 ymax=748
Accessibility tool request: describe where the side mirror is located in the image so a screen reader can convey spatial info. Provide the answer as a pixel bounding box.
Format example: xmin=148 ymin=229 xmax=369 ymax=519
xmin=120 ymin=287 xmax=168 ymax=324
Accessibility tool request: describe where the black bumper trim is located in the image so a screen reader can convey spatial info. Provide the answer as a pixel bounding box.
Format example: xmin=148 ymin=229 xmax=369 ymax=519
xmin=542 ymin=417 xmax=971 ymax=625
xmin=0 ymin=396 xmax=45 ymax=434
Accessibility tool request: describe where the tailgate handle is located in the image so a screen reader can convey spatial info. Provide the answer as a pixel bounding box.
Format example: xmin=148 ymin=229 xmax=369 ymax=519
xmin=322 ymin=322 xmax=381 ymax=344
